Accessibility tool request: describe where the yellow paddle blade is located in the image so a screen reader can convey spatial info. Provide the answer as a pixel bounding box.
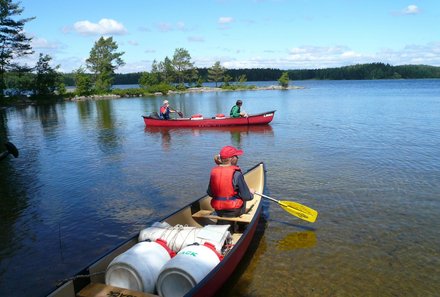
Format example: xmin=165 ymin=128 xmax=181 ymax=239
xmin=279 ymin=201 xmax=318 ymax=223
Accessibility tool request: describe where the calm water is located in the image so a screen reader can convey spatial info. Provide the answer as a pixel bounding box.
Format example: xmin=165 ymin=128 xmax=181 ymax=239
xmin=1 ymin=80 xmax=440 ymax=296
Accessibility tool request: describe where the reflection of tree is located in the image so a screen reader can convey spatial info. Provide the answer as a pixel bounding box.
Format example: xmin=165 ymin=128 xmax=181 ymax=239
xmin=96 ymin=100 xmax=114 ymax=129
xmin=0 ymin=112 xmax=29 ymax=281
xmin=95 ymin=100 xmax=121 ymax=153
xmin=33 ymin=104 xmax=60 ymax=129
xmin=77 ymin=100 xmax=93 ymax=120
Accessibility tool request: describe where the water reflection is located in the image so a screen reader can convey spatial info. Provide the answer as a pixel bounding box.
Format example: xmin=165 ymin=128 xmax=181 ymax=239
xmin=217 ymin=216 xmax=268 ymax=296
xmin=145 ymin=125 xmax=274 ymax=149
xmin=277 ymin=231 xmax=317 ymax=250
xmin=77 ymin=100 xmax=93 ymax=120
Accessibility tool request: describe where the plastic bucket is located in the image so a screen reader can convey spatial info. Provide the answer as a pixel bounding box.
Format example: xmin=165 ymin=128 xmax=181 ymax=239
xmin=156 ymin=244 xmax=221 ymax=297
xmin=105 ymin=241 xmax=171 ymax=293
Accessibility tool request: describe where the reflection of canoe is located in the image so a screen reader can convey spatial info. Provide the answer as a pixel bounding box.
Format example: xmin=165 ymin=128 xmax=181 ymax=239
xmin=142 ymin=110 xmax=276 ymax=127
xmin=145 ymin=124 xmax=274 ymax=135
xmin=48 ymin=163 xmax=266 ymax=297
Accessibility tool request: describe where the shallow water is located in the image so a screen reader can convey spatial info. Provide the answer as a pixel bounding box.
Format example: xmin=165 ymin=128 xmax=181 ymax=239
xmin=1 ymin=79 xmax=439 ymax=296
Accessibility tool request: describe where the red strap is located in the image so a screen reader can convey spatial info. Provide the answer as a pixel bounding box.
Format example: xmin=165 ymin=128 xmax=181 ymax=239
xmin=155 ymin=238 xmax=176 ymax=258
xmin=203 ymin=242 xmax=224 ymax=260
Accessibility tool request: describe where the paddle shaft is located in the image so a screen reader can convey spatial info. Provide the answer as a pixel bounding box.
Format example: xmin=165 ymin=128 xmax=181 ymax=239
xmin=256 ymin=192 xmax=280 ymax=203
xmin=254 ymin=192 xmax=318 ymax=223
xmin=169 ymin=106 xmax=183 ymax=117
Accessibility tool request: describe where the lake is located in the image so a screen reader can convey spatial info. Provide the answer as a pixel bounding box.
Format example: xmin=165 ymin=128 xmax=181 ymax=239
xmin=1 ymin=79 xmax=439 ymax=296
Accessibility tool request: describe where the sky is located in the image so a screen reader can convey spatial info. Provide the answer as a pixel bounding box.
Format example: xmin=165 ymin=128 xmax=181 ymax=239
xmin=15 ymin=0 xmax=440 ymax=73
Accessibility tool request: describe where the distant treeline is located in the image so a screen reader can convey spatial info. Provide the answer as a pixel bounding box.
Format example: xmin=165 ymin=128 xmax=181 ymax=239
xmin=62 ymin=63 xmax=440 ymax=86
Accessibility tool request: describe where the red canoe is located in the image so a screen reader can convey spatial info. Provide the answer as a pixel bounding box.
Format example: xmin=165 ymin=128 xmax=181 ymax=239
xmin=142 ymin=110 xmax=276 ymax=127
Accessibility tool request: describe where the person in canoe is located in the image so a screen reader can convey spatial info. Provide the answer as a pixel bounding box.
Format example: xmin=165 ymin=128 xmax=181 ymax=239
xmin=159 ymin=100 xmax=182 ymax=119
xmin=207 ymin=145 xmax=255 ymax=230
xmin=230 ymin=99 xmax=248 ymax=118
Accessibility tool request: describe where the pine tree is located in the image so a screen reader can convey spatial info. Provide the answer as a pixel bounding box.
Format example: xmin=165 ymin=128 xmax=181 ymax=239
xmin=0 ymin=0 xmax=34 ymax=99
xmin=208 ymin=61 xmax=225 ymax=87
xmin=86 ymin=36 xmax=124 ymax=93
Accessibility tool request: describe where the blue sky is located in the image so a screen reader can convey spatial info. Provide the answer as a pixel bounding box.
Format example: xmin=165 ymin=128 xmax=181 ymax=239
xmin=17 ymin=0 xmax=440 ymax=73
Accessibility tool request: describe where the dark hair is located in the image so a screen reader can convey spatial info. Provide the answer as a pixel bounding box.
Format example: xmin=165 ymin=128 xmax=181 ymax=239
xmin=236 ymin=100 xmax=242 ymax=105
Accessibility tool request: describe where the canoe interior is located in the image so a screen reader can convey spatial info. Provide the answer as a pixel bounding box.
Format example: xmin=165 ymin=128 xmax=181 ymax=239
xmin=47 ymin=163 xmax=266 ymax=297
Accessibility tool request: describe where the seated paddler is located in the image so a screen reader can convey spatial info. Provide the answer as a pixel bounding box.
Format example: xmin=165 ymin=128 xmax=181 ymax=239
xmin=159 ymin=100 xmax=177 ymax=120
xmin=207 ymin=145 xmax=255 ymax=228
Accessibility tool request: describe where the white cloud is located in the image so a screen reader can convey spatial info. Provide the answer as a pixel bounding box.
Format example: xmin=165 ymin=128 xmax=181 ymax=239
xmin=31 ymin=37 xmax=62 ymax=50
xmin=73 ymin=18 xmax=127 ymax=36
xmin=154 ymin=21 xmax=189 ymax=32
xmin=188 ymin=36 xmax=205 ymax=42
xmin=219 ymin=17 xmax=234 ymax=24
xmin=402 ymin=5 xmax=420 ymax=15
xmin=156 ymin=22 xmax=173 ymax=32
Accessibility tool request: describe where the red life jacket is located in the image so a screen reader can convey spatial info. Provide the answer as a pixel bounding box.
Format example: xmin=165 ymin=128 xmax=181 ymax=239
xmin=209 ymin=165 xmax=243 ymax=210
xmin=160 ymin=105 xmax=167 ymax=114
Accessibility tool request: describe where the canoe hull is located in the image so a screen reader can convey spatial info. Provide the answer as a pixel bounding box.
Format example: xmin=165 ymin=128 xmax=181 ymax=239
xmin=143 ymin=111 xmax=276 ymax=127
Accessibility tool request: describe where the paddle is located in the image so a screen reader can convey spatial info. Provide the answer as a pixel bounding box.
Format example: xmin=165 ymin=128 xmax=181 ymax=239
xmin=255 ymin=192 xmax=318 ymax=223
xmin=169 ymin=106 xmax=183 ymax=118
xmin=0 ymin=142 xmax=19 ymax=161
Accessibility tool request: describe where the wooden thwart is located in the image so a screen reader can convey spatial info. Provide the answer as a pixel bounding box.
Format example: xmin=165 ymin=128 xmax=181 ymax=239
xmin=192 ymin=209 xmax=252 ymax=223
xmin=77 ymin=283 xmax=158 ymax=297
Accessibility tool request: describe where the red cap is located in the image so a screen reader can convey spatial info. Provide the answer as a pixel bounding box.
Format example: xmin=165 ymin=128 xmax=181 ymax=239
xmin=219 ymin=146 xmax=243 ymax=159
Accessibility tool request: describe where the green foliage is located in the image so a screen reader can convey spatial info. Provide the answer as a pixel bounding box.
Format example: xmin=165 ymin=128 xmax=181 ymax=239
xmin=145 ymin=83 xmax=175 ymax=95
xmin=0 ymin=0 xmax=35 ymax=99
xmin=172 ymin=48 xmax=194 ymax=84
xmin=74 ymin=67 xmax=93 ymax=96
xmin=139 ymin=71 xmax=159 ymax=88
xmin=220 ymin=84 xmax=256 ymax=91
xmin=176 ymin=83 xmax=186 ymax=91
xmin=278 ymin=72 xmax=289 ymax=88
xmin=287 ymin=63 xmax=440 ymax=80
xmin=237 ymin=74 xmax=247 ymax=85
xmin=111 ymin=88 xmax=145 ymax=97
xmin=4 ymin=69 xmax=33 ymax=95
xmin=223 ymin=74 xmax=233 ymax=86
xmin=208 ymin=61 xmax=225 ymax=87
xmin=160 ymin=57 xmax=175 ymax=83
xmin=32 ymin=53 xmax=61 ymax=97
xmin=86 ymin=36 xmax=124 ymax=93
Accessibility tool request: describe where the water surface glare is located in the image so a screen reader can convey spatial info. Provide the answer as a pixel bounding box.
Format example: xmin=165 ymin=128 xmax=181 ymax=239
xmin=1 ymin=79 xmax=439 ymax=296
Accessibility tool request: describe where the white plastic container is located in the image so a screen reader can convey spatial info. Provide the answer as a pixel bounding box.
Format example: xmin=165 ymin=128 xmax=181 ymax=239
xmin=105 ymin=241 xmax=171 ymax=293
xmin=139 ymin=222 xmax=231 ymax=253
xmin=156 ymin=244 xmax=221 ymax=297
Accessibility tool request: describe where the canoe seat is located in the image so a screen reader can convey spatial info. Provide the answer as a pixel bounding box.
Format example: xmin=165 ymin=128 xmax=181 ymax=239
xmin=192 ymin=210 xmax=252 ymax=223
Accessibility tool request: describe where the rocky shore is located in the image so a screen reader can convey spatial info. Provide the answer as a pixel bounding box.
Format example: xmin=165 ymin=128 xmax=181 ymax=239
xmin=69 ymin=85 xmax=304 ymax=101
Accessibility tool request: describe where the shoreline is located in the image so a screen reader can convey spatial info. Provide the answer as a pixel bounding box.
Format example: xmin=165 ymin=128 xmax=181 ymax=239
xmin=69 ymin=85 xmax=304 ymax=101
xmin=1 ymin=85 xmax=304 ymax=106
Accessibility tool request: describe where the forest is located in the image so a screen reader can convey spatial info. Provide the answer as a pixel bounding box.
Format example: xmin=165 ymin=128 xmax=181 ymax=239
xmin=65 ymin=63 xmax=439 ymax=86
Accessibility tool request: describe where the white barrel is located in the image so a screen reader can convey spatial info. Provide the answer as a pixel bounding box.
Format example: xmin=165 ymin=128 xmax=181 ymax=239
xmin=139 ymin=222 xmax=231 ymax=253
xmin=156 ymin=244 xmax=221 ymax=297
xmin=105 ymin=241 xmax=171 ymax=293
